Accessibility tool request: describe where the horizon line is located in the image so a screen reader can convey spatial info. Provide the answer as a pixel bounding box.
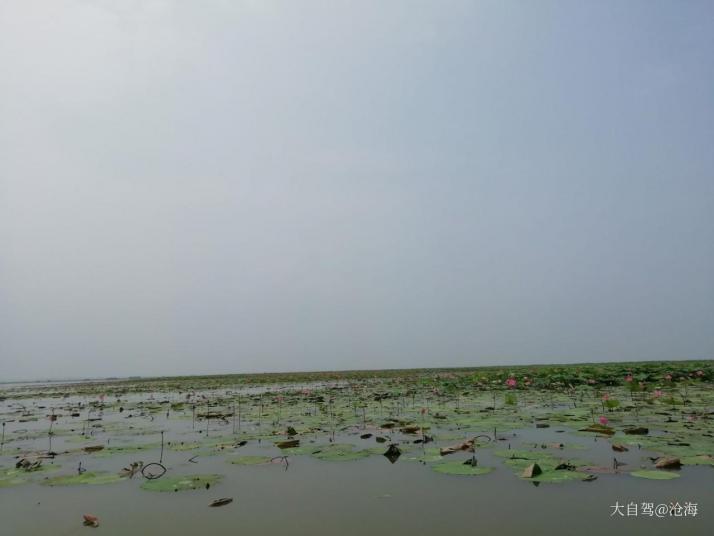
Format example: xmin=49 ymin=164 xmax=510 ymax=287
xmin=2 ymin=356 xmax=712 ymax=386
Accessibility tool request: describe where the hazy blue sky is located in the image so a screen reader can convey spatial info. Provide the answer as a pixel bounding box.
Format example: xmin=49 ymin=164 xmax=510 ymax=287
xmin=1 ymin=1 xmax=712 ymax=380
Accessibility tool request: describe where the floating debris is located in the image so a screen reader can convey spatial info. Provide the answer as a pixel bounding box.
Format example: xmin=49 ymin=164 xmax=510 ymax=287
xmin=15 ymin=458 xmax=42 ymax=472
xmin=440 ymin=439 xmax=474 ymax=456
xmin=141 ymin=474 xmax=222 ymax=492
xmin=521 ymin=463 xmax=542 ymax=478
xmin=209 ymin=497 xmax=233 ymax=507
xmin=383 ymin=444 xmax=402 ymax=464
xmin=83 ymin=514 xmax=99 ymax=527
xmin=118 ymin=461 xmax=143 ymax=478
xmin=578 ymin=424 xmax=615 ymax=435
xmin=275 ymin=439 xmax=299 ymax=449
xmin=623 ymin=427 xmax=649 ymax=435
xmin=654 ymin=456 xmax=681 ymax=469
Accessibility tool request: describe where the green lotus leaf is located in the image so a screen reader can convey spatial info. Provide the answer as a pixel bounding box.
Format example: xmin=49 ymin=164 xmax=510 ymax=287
xmin=229 ymin=455 xmax=272 ymax=465
xmin=94 ymin=443 xmax=160 ymax=457
xmin=310 ymin=443 xmax=372 ymax=461
xmin=42 ymin=471 xmax=125 ymax=486
xmin=168 ymin=442 xmax=202 ymax=451
xmin=494 ymin=449 xmax=544 ymax=460
xmin=0 ymin=465 xmax=60 ymax=488
xmin=681 ymin=455 xmax=714 ymax=466
xmin=281 ymin=444 xmax=327 ymax=456
xmin=432 ymin=462 xmax=493 ymax=476
xmin=529 ymin=469 xmax=587 ymax=483
xmin=630 ymin=470 xmax=680 ymax=480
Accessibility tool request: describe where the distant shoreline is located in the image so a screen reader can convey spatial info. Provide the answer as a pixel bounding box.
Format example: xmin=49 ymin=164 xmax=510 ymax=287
xmin=2 ymin=357 xmax=711 ymax=387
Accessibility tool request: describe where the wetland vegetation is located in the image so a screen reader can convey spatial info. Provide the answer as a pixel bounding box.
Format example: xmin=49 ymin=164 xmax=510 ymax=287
xmin=1 ymin=360 xmax=712 ymax=534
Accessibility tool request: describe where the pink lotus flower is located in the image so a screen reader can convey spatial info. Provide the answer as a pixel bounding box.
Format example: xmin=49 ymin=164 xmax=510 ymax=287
xmin=602 ymin=393 xmax=610 ymax=401
xmin=599 ymin=416 xmax=608 ymax=426
xmin=624 ymin=374 xmax=633 ymax=383
xmin=696 ymin=370 xmax=704 ymax=377
xmin=505 ymin=377 xmax=517 ymax=388
xmin=665 ymin=374 xmax=672 ymax=381
xmin=654 ymin=389 xmax=663 ymax=398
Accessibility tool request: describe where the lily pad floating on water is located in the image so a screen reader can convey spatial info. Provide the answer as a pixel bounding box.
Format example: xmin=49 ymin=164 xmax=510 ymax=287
xmin=95 ymin=443 xmax=160 ymax=457
xmin=431 ymin=461 xmax=493 ymax=476
xmin=229 ymin=455 xmax=272 ymax=465
xmin=0 ymin=465 xmax=60 ymax=488
xmin=42 ymin=472 xmax=125 ymax=487
xmin=310 ymin=444 xmax=372 ymax=462
xmin=141 ymin=474 xmax=222 ymax=492
xmin=630 ymin=470 xmax=680 ymax=480
xmin=280 ymin=444 xmax=323 ymax=456
xmin=495 ymin=450 xmax=592 ymax=483
xmin=4 ymin=459 xmax=61 ymax=479
xmin=0 ymin=474 xmax=26 ymax=488
xmin=681 ymin=455 xmax=714 ymax=466
xmin=168 ymin=442 xmax=202 ymax=452
xmin=494 ymin=449 xmax=540 ymax=460
xmin=528 ymin=469 xmax=587 ymax=483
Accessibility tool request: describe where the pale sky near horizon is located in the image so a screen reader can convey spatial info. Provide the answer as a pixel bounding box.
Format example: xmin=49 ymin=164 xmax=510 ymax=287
xmin=1 ymin=1 xmax=713 ymax=380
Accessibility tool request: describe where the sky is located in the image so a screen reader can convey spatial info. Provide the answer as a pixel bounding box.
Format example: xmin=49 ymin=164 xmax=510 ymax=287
xmin=1 ymin=1 xmax=713 ymax=381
